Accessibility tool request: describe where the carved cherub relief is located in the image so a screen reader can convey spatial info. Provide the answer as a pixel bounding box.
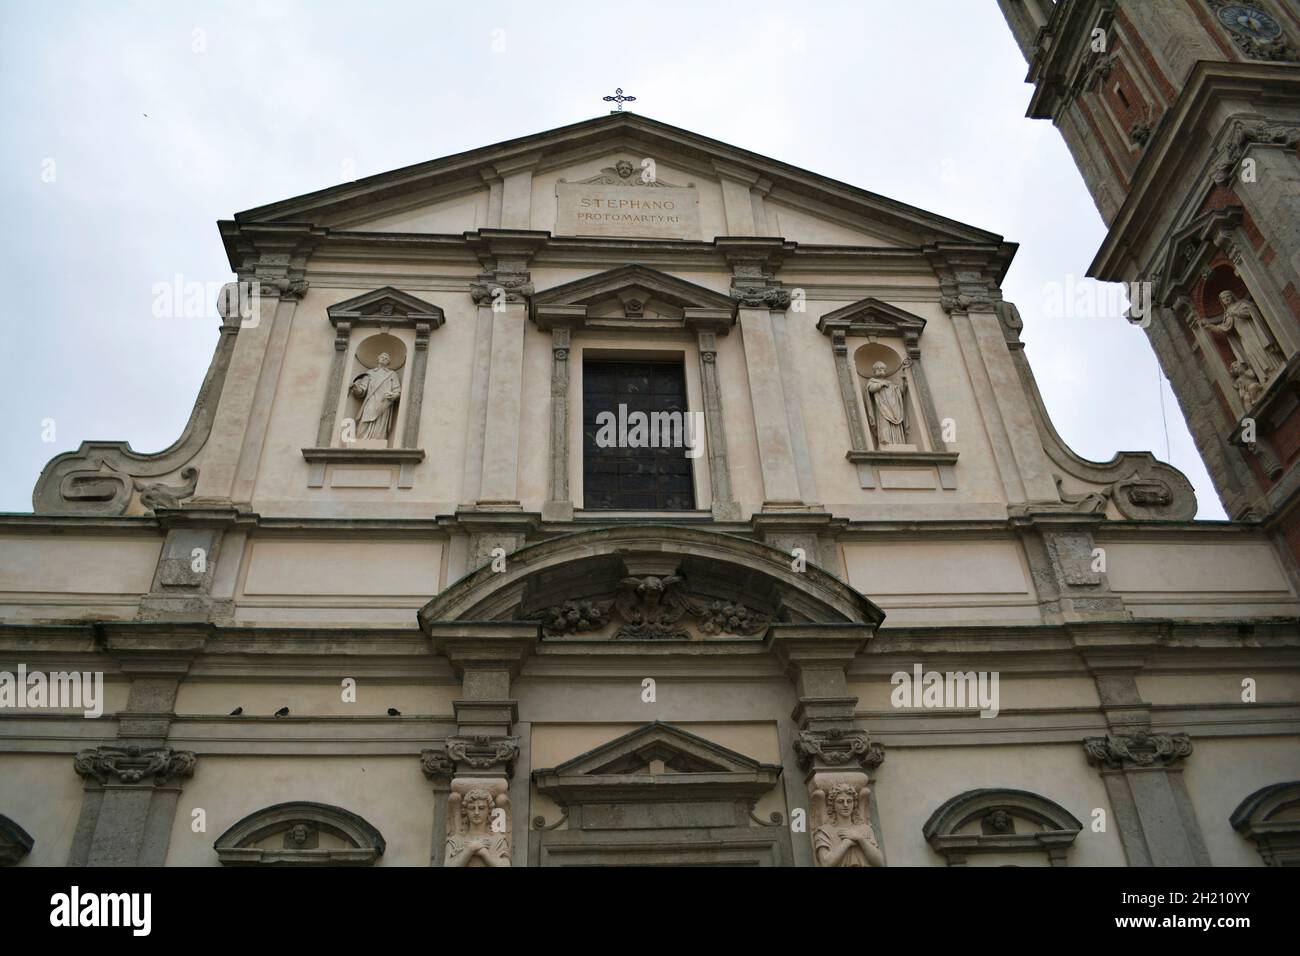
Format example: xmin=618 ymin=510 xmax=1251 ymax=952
xmin=812 ymin=780 xmax=885 ymax=867
xmin=613 ymin=574 xmax=691 ymax=639
xmin=445 ymin=784 xmax=511 ymax=867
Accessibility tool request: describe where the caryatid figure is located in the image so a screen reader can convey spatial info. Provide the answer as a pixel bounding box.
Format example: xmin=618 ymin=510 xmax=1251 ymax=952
xmin=1202 ymin=290 xmax=1281 ymax=385
xmin=813 ymin=782 xmax=885 ymax=867
xmin=350 ymin=351 xmax=402 ymax=440
xmin=444 ymin=786 xmax=511 ymax=867
xmin=863 ymin=360 xmax=909 ymax=447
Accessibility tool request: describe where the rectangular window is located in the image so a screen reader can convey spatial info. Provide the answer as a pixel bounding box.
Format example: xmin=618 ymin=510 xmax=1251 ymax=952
xmin=582 ymin=359 xmax=696 ymax=511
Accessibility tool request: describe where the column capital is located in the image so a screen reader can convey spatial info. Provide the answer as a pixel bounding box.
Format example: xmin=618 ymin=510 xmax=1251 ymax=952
xmin=73 ymin=745 xmax=197 ymax=787
xmin=1083 ymin=731 xmax=1193 ymax=771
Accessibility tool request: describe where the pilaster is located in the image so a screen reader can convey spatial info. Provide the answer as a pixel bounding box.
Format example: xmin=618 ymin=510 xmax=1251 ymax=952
xmin=68 ymin=622 xmax=206 ymax=866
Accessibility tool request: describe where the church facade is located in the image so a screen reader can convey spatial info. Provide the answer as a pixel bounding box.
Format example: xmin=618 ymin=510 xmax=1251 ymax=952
xmin=2 ymin=112 xmax=1298 ymax=867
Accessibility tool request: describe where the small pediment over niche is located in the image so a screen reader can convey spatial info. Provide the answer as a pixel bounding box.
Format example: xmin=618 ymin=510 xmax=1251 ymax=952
xmin=530 ymin=264 xmax=735 ymax=333
xmin=816 ymin=297 xmax=927 ymax=345
xmin=326 ymin=286 xmax=446 ymax=329
xmin=1154 ymin=207 xmax=1243 ymax=307
xmin=535 ymin=722 xmax=781 ymax=785
xmin=213 ymin=801 xmax=386 ymax=866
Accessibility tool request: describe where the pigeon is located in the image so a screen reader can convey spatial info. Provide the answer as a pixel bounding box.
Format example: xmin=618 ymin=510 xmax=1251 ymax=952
xmin=387 ymin=707 xmax=401 ymax=716
xmin=275 ymin=707 xmax=290 ymax=717
xmin=229 ymin=707 xmax=243 ymax=716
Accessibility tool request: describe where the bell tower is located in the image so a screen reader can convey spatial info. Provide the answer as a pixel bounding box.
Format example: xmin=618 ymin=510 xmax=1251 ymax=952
xmin=999 ymin=0 xmax=1300 ymax=556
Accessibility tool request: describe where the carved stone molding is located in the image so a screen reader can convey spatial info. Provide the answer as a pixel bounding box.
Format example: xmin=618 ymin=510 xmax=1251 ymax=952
xmin=528 ymin=571 xmax=775 ymax=640
xmin=731 ymin=286 xmax=792 ymax=310
xmin=419 ymin=748 xmax=456 ymax=781
xmin=1209 ymin=119 xmax=1300 ymax=186
xmin=470 ymin=274 xmax=535 ymax=304
xmin=73 ymin=745 xmax=197 ymax=786
xmin=1083 ymin=731 xmax=1193 ymax=770
xmin=793 ymin=728 xmax=885 ymax=773
xmin=446 ymin=735 xmax=520 ymax=771
xmin=134 ymin=467 xmax=199 ymax=513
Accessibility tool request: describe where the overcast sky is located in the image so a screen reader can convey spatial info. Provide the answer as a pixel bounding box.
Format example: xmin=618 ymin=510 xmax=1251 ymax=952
xmin=0 ymin=0 xmax=1226 ymax=519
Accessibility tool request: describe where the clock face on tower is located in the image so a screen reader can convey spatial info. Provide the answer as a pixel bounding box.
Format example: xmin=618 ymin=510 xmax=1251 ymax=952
xmin=1216 ymin=5 xmax=1283 ymax=39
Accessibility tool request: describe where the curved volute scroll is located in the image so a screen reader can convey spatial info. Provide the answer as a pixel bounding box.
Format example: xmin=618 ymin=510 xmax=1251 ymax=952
xmin=31 ymin=290 xmax=244 ymax=515
xmin=1005 ymin=298 xmax=1198 ymax=521
xmin=418 ymin=525 xmax=883 ymax=640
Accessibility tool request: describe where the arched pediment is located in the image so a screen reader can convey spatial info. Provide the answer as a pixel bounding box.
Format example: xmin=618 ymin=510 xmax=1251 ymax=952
xmin=0 ymin=814 xmax=34 ymax=866
xmin=531 ymin=264 xmax=735 ymax=333
xmin=213 ymin=801 xmax=386 ymax=866
xmin=1231 ymin=780 xmax=1300 ymax=866
xmin=923 ymin=788 xmax=1083 ymax=866
xmin=419 ymin=525 xmax=882 ymax=641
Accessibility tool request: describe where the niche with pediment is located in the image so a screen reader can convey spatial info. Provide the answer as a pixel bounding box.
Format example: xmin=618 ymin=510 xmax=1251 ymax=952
xmin=301 ymin=287 xmax=444 ymax=490
xmin=213 ymin=801 xmax=386 ymax=866
xmin=817 ymin=297 xmax=957 ymax=490
xmin=529 ymin=722 xmax=789 ymax=866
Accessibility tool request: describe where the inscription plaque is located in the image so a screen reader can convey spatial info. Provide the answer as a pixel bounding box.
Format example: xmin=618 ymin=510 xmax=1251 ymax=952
xmin=556 ymin=182 xmax=700 ymax=240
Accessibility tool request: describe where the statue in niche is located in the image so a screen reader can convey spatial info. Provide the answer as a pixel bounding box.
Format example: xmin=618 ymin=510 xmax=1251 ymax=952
xmin=862 ymin=360 xmax=909 ymax=448
xmin=1201 ymin=290 xmax=1282 ymax=385
xmin=812 ymin=781 xmax=884 ymax=867
xmin=350 ymin=351 xmax=402 ymax=441
xmin=445 ymin=787 xmax=511 ymax=867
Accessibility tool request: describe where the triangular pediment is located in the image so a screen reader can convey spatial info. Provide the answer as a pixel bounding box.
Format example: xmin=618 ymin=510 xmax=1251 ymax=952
xmin=1154 ymin=206 xmax=1243 ymax=306
xmin=531 ymin=264 xmax=735 ymax=332
xmin=816 ymin=296 xmax=928 ymax=341
xmin=325 ymin=286 xmax=446 ymax=328
xmin=550 ymin=722 xmax=767 ymax=777
xmin=225 ymin=114 xmax=1002 ymax=251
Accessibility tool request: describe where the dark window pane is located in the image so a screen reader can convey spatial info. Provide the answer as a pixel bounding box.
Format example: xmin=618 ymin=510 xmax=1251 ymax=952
xmin=583 ymin=359 xmax=696 ymax=511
